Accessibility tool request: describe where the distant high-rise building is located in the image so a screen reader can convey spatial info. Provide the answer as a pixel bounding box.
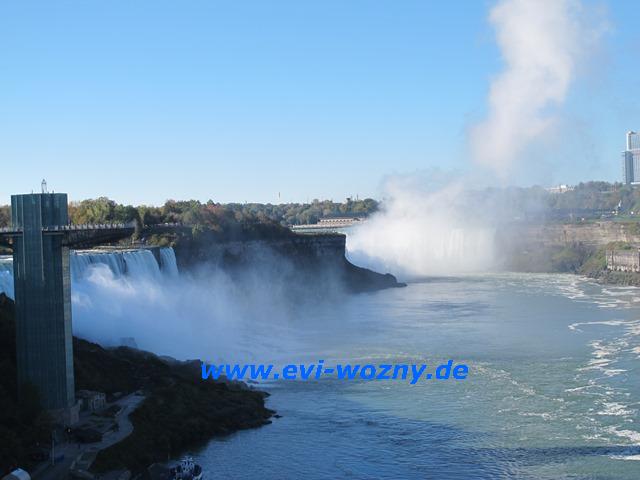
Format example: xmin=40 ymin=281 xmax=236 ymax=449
xmin=627 ymin=131 xmax=640 ymax=150
xmin=622 ymin=131 xmax=640 ymax=184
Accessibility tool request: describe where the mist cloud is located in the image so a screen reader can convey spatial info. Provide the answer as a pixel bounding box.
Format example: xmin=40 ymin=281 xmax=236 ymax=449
xmin=70 ymin=250 xmax=358 ymax=364
xmin=347 ymin=175 xmax=497 ymax=279
xmin=347 ymin=0 xmax=608 ymax=278
xmin=470 ymin=0 xmax=604 ymax=174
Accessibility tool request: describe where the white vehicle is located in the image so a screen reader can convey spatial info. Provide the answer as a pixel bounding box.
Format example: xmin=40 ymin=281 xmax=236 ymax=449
xmin=1 ymin=469 xmax=31 ymax=480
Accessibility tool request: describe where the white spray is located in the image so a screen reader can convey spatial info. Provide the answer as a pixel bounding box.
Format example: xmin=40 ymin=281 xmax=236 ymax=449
xmin=347 ymin=177 xmax=496 ymax=278
xmin=470 ymin=0 xmax=603 ymax=174
xmin=348 ymin=0 xmax=604 ymax=278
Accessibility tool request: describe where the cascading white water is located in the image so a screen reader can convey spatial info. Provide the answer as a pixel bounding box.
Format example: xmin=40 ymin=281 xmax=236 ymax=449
xmin=0 ymin=247 xmax=179 ymax=298
xmin=71 ymin=250 xmax=128 ymax=280
xmin=0 ymin=244 xmax=310 ymax=362
xmin=345 ymin=178 xmax=498 ymax=278
xmin=121 ymin=250 xmax=162 ymax=280
xmin=159 ymin=247 xmax=179 ymax=277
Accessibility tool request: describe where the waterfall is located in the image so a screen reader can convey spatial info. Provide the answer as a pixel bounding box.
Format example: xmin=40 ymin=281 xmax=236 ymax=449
xmin=121 ymin=250 xmax=162 ymax=280
xmin=0 ymin=244 xmax=288 ymax=361
xmin=71 ymin=250 xmax=128 ymax=279
xmin=0 ymin=247 xmax=179 ymax=299
xmin=159 ymin=247 xmax=179 ymax=277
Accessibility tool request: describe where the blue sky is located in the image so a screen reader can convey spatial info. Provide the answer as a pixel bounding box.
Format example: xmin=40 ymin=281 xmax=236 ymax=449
xmin=0 ymin=1 xmax=638 ymax=205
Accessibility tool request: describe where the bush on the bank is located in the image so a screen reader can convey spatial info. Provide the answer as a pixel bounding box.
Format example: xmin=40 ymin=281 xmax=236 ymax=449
xmin=579 ymin=248 xmax=608 ymax=278
xmin=550 ymin=243 xmax=592 ymax=273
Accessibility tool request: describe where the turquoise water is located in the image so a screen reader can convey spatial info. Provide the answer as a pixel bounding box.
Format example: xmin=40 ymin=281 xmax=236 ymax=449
xmin=198 ymin=274 xmax=640 ymax=479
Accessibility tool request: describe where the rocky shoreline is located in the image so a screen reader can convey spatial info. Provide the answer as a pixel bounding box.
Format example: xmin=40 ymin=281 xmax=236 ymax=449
xmin=0 ymin=294 xmax=274 ymax=477
xmin=84 ymin=344 xmax=274 ymax=475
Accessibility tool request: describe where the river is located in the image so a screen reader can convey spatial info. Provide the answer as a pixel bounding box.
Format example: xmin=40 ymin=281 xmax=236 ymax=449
xmin=2 ymin=251 xmax=639 ymax=478
xmin=198 ymin=274 xmax=640 ymax=479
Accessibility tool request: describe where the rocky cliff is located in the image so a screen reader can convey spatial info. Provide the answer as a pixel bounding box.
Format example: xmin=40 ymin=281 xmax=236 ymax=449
xmin=498 ymin=221 xmax=640 ymax=278
xmin=503 ymin=221 xmax=640 ymax=248
xmin=174 ymin=232 xmax=405 ymax=292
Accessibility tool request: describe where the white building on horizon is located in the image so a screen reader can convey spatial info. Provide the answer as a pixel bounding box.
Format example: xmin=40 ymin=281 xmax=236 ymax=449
xmin=546 ymin=184 xmax=574 ymax=194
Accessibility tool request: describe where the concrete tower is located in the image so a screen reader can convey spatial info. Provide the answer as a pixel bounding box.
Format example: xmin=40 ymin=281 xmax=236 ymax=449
xmin=11 ymin=193 xmax=75 ymax=413
xmin=0 ymin=191 xmax=134 ymax=424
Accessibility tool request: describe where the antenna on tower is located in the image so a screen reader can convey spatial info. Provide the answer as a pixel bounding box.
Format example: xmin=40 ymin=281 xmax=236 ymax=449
xmin=41 ymin=179 xmax=48 ymax=194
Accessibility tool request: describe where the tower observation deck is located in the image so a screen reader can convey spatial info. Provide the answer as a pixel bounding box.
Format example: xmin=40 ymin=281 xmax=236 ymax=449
xmin=0 ymin=193 xmax=134 ymax=422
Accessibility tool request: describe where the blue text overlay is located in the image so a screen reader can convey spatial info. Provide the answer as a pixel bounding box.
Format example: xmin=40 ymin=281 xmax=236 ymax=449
xmin=201 ymin=360 xmax=469 ymax=385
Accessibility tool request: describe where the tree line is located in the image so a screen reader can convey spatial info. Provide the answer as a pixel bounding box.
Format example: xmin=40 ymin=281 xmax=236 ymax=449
xmin=0 ymin=197 xmax=378 ymax=230
xmin=3 ymin=182 xmax=640 ymax=231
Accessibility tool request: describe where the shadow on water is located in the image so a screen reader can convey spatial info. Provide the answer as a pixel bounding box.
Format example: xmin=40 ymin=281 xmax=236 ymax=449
xmin=199 ymin=379 xmax=636 ymax=480
xmin=406 ymin=275 xmax=481 ymax=284
xmin=484 ymin=445 xmax=640 ymax=464
xmin=420 ymin=299 xmax=491 ymax=316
